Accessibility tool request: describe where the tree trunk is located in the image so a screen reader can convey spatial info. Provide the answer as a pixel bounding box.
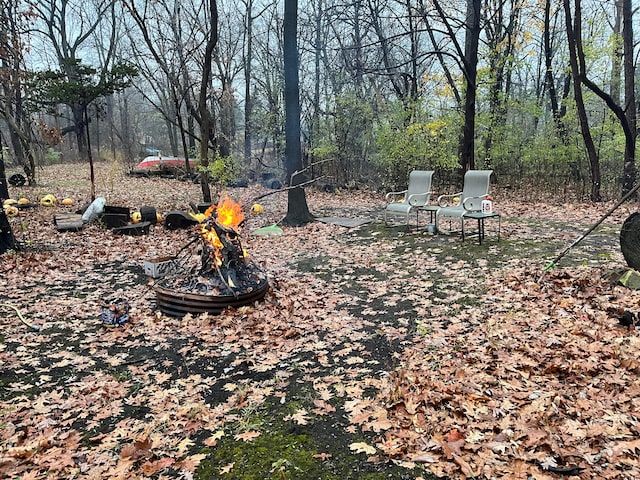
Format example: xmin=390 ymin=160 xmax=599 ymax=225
xmin=244 ymin=0 xmax=254 ymax=165
xmin=564 ymin=0 xmax=601 ymax=201
xmin=621 ymin=0 xmax=636 ymax=196
xmin=283 ymin=0 xmax=313 ymax=226
xmin=459 ymin=0 xmax=481 ymax=171
xmin=610 ymin=0 xmax=623 ymax=104
xmin=84 ymin=106 xmax=96 ymax=201
xmin=198 ymin=0 xmax=219 ymax=204
xmin=72 ymin=103 xmax=88 ymax=161
xmin=0 ymin=142 xmax=16 ymax=253
xmin=0 ymin=209 xmax=17 ymax=254
xmin=544 ymin=0 xmax=568 ymax=140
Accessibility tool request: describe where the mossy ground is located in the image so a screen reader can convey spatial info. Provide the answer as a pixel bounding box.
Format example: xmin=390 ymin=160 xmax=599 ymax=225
xmin=196 ymin=398 xmax=426 ymax=480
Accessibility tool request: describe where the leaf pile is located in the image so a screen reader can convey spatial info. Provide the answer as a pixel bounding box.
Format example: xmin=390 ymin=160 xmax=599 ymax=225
xmin=372 ymin=266 xmax=640 ymax=478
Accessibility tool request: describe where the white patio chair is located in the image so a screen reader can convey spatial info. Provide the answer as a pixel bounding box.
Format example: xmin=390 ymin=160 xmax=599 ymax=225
xmin=435 ymin=170 xmax=493 ymax=234
xmin=384 ymin=170 xmax=434 ymax=228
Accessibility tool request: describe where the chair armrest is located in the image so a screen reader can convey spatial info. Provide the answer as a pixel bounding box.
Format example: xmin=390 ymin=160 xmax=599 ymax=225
xmin=406 ymin=191 xmax=432 ymax=206
xmin=462 ymin=194 xmax=489 ymax=211
xmin=385 ymin=189 xmax=407 ymax=202
xmin=437 ymin=192 xmax=462 ymax=207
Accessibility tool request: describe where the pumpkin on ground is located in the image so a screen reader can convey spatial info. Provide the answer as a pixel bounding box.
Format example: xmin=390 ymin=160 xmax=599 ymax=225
xmin=4 ymin=205 xmax=19 ymax=217
xmin=250 ymin=203 xmax=265 ymax=215
xmin=40 ymin=194 xmax=57 ymax=206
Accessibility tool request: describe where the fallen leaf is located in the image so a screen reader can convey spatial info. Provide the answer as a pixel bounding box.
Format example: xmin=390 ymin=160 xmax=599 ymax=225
xmin=234 ymin=431 xmax=261 ymax=442
xmin=349 ymin=442 xmax=376 ymax=455
xmin=313 ymin=452 xmax=332 ymax=460
xmin=284 ymin=408 xmax=309 ymax=425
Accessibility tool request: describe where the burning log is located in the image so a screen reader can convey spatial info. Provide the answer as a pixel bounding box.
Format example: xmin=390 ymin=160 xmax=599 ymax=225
xmin=200 ymin=219 xmax=249 ymax=294
xmin=200 ymin=220 xmax=246 ymax=273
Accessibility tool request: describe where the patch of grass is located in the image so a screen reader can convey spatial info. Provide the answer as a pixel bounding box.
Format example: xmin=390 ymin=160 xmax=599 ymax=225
xmin=197 ymin=429 xmax=330 ymax=480
xmin=196 ymin=423 xmax=427 ymax=480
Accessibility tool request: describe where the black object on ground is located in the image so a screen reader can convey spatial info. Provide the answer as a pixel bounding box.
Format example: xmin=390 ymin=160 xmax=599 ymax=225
xmin=8 ymin=173 xmax=26 ymax=187
xmin=140 ymin=205 xmax=157 ymax=224
xmin=113 ymin=221 xmax=151 ymax=236
xmin=164 ymin=211 xmax=199 ymax=230
xmin=620 ymin=212 xmax=640 ymax=271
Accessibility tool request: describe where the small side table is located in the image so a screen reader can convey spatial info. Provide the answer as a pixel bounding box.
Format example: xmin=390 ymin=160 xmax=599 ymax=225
xmin=462 ymin=212 xmax=501 ymax=244
xmin=416 ymin=205 xmax=439 ymax=228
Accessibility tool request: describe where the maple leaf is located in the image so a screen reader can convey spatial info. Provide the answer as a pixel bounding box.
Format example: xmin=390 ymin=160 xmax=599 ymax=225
xmin=204 ymin=430 xmax=225 ymax=447
xmin=174 ymin=454 xmax=207 ymax=473
xmin=141 ymin=457 xmax=175 ymax=475
xmin=376 ymin=438 xmax=404 ymax=456
xmin=349 ymin=442 xmax=376 ymax=455
xmin=152 ymin=371 xmax=172 ymax=384
xmin=312 ymin=399 xmax=336 ymax=415
xmin=524 ymin=427 xmax=548 ymax=448
xmin=176 ymin=437 xmax=195 ymax=456
xmin=220 ymin=462 xmax=235 ymax=474
xmin=234 ymin=430 xmax=261 ymax=442
xmin=120 ymin=438 xmax=153 ymax=460
xmin=284 ymin=408 xmax=309 ymax=425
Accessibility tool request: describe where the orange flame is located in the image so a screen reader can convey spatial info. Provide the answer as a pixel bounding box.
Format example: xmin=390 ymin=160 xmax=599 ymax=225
xmin=215 ymin=196 xmax=244 ymax=230
xmin=200 ymin=196 xmax=245 ymax=268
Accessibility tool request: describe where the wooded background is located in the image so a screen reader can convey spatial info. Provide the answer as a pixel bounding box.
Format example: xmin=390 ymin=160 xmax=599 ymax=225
xmin=0 ymin=0 xmax=638 ymax=200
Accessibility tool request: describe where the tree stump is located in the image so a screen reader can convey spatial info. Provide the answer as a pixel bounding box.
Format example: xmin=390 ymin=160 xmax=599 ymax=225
xmin=620 ymin=213 xmax=640 ymax=270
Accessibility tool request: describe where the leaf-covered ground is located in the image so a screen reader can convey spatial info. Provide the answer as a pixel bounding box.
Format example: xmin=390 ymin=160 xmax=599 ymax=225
xmin=1 ymin=163 xmax=639 ymax=479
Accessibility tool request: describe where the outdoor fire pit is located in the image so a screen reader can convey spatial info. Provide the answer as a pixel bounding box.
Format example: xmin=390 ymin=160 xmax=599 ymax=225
xmin=155 ymin=197 xmax=269 ymax=317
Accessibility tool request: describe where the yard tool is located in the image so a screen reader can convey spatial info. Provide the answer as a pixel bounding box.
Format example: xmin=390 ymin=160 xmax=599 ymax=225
xmin=539 ymin=181 xmax=640 ymax=282
xmin=0 ymin=303 xmax=40 ymax=331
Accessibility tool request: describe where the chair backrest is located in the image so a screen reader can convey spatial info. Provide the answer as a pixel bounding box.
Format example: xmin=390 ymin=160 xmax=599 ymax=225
xmin=406 ymin=170 xmax=434 ymax=206
xmin=461 ymin=170 xmax=493 ymax=210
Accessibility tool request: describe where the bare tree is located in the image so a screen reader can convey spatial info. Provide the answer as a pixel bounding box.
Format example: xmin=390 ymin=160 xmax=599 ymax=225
xmin=481 ymin=0 xmax=522 ymax=168
xmin=543 ymin=0 xmax=570 ymax=140
xmin=30 ymin=0 xmax=119 ymax=161
xmin=621 ymin=0 xmax=636 ymax=195
xmin=460 ymin=0 xmax=481 ymax=171
xmin=0 ymin=0 xmax=40 ymax=184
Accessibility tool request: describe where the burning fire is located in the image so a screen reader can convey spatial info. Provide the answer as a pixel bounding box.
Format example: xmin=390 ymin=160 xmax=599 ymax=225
xmin=206 ymin=195 xmax=244 ymax=230
xmin=200 ymin=196 xmax=247 ymax=270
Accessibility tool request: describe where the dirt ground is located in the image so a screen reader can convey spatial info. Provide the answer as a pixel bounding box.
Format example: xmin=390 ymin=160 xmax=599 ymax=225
xmin=1 ymin=163 xmax=640 ymax=479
